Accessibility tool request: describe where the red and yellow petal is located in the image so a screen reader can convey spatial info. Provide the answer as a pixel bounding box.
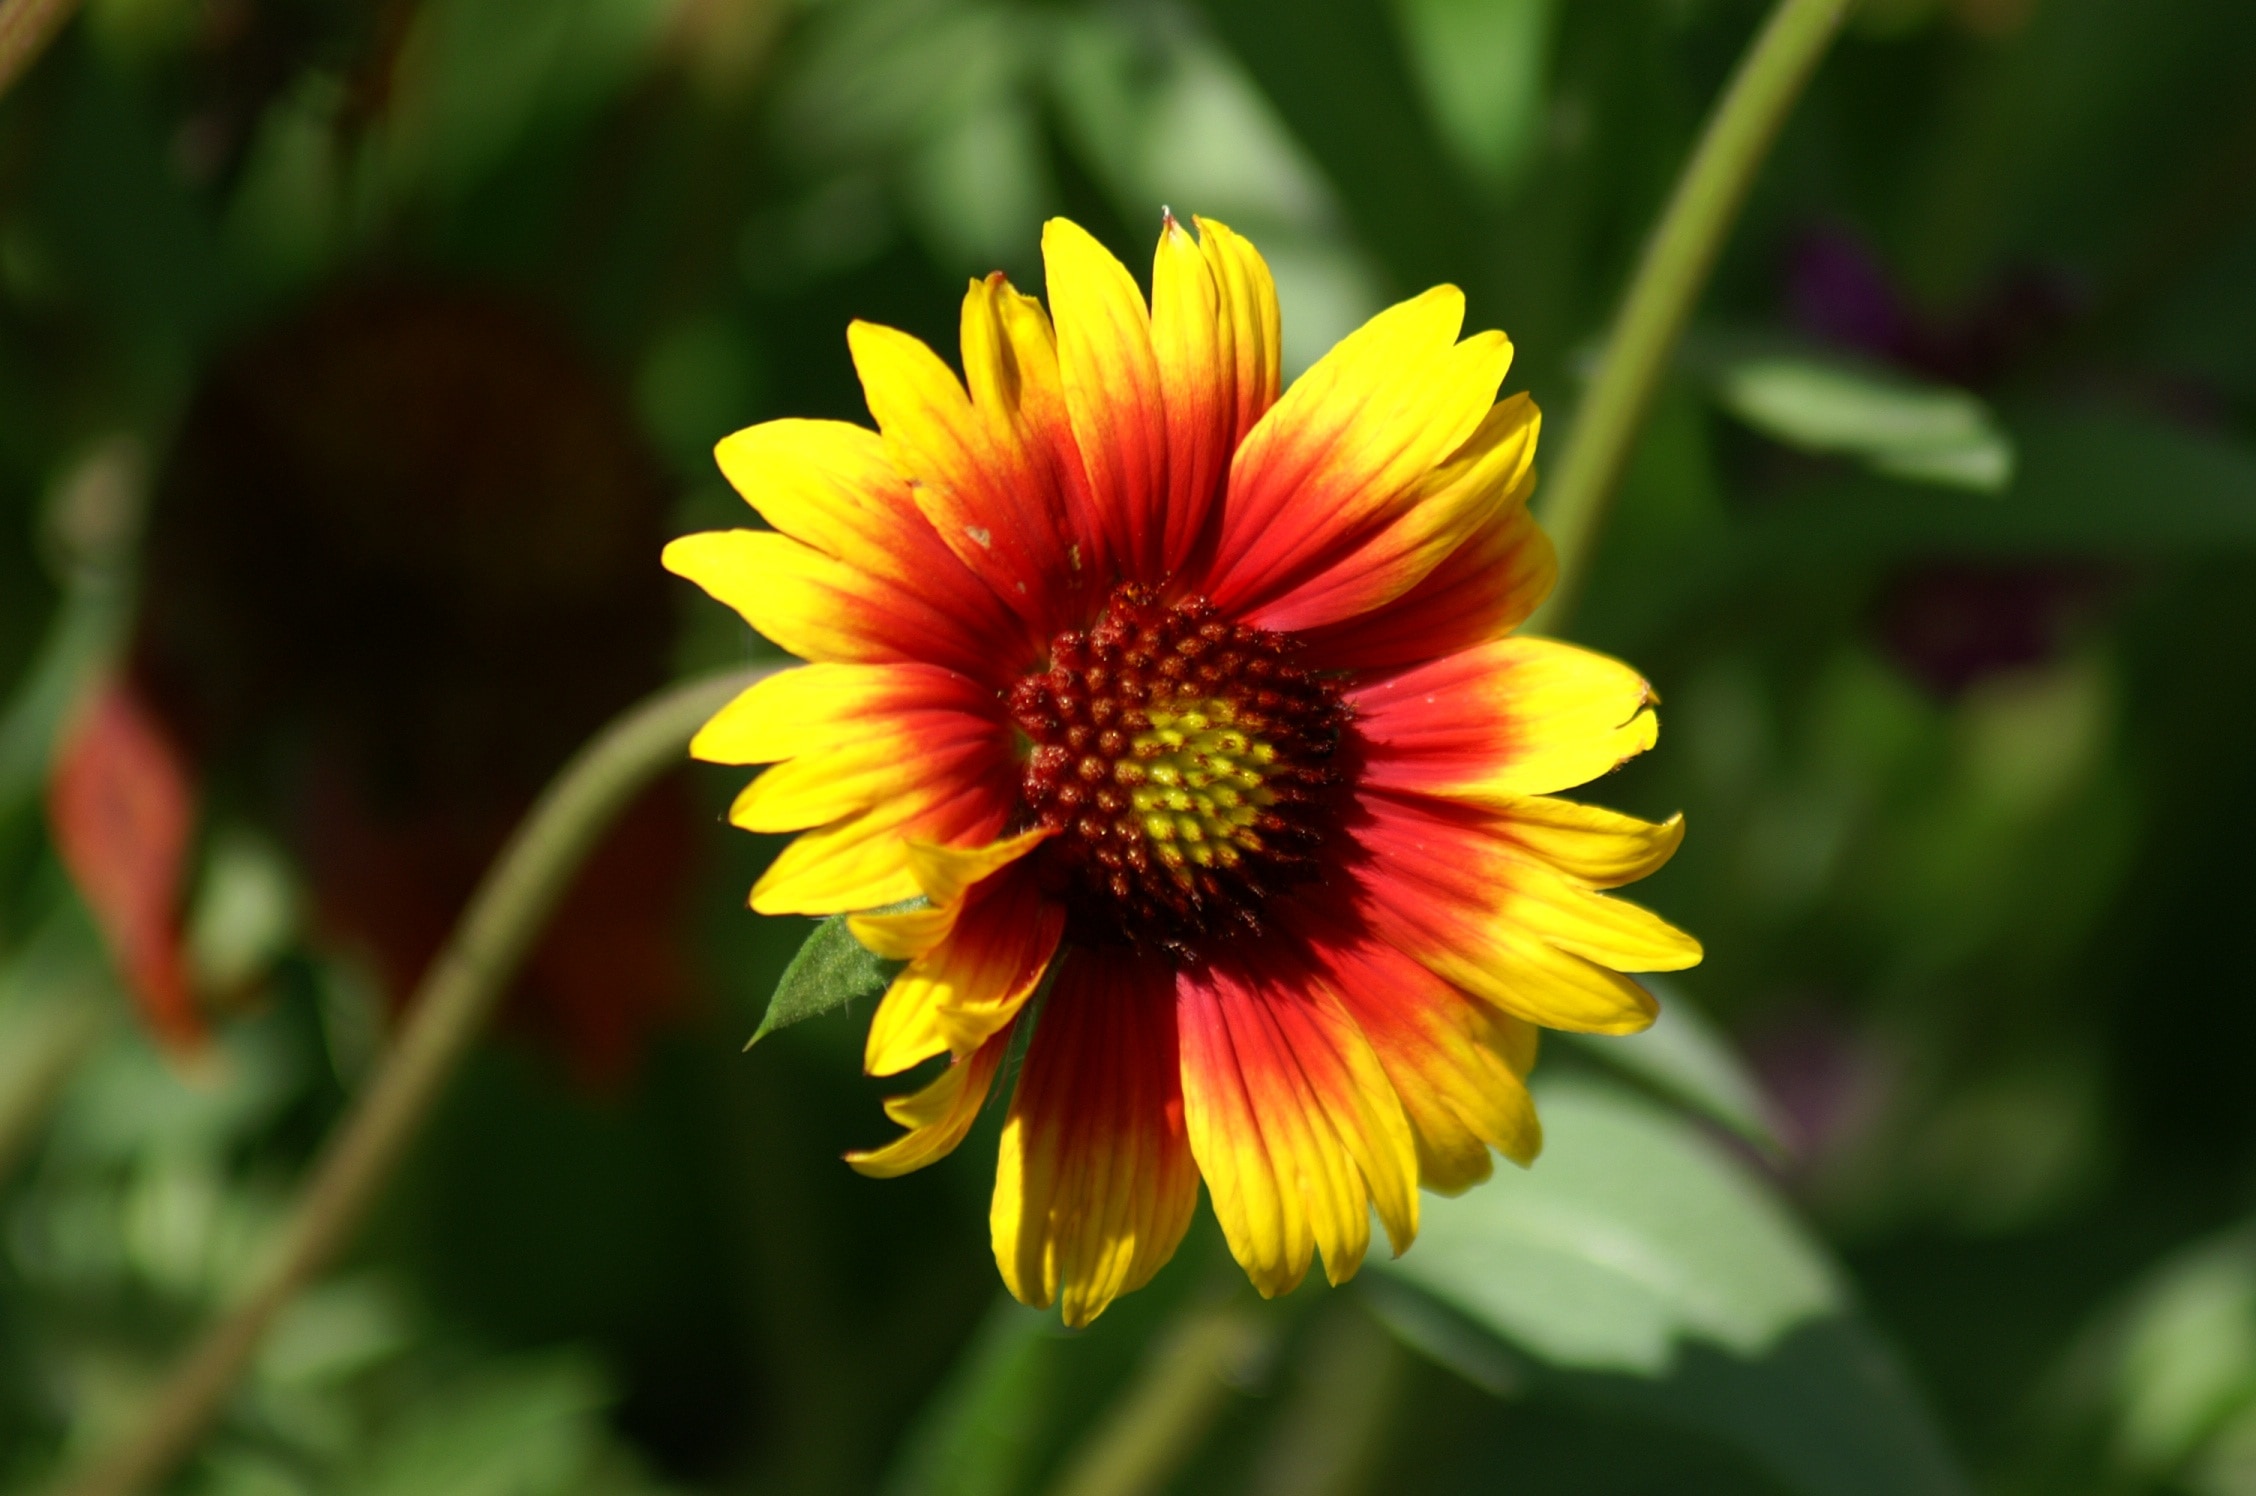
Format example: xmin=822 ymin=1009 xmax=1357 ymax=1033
xmin=1252 ymin=394 xmax=1539 ymax=635
xmin=719 ymin=671 xmax=1006 ymax=835
xmin=1295 ymin=469 xmax=1553 ymax=673
xmin=848 ymin=828 xmax=1052 ymax=959
xmin=1313 ymin=931 xmax=1541 ymax=1193
xmin=745 ymin=751 xmax=1014 ymax=916
xmin=1191 ymin=215 xmax=1283 ymax=453
xmin=992 ymin=952 xmax=1199 ymax=1328
xmin=849 ymin=305 xmax=1093 ymax=639
xmin=1345 ymin=790 xmax=1700 ymax=1035
xmin=1489 ymin=793 xmax=1686 ymax=888
xmin=860 ymin=855 xmax=1062 ymax=1076
xmin=663 ymin=529 xmax=972 ymax=670
xmin=847 ymin=1019 xmax=1016 ymax=1179
xmin=1046 ymin=218 xmax=1171 ymax=582
xmin=1175 ymin=954 xmax=1419 ymax=1297
xmin=1146 ymin=213 xmax=1282 ymax=578
xmin=1351 ymin=635 xmax=1658 ymax=800
xmin=726 ymin=713 xmax=1006 ymax=840
xmin=708 ymin=419 xmax=1021 ymax=680
xmin=1202 ymin=287 xmax=1513 ymax=620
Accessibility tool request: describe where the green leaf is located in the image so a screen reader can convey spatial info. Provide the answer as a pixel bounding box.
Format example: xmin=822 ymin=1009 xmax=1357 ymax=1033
xmin=748 ymin=911 xmax=907 ymax=1049
xmin=2050 ymin=1226 xmax=2256 ymax=1479
xmin=1195 ymin=0 xmax=1481 ymax=293
xmin=1558 ymin=979 xmax=1784 ymax=1156
xmin=1371 ymin=1076 xmax=1969 ymax=1496
xmin=1391 ymin=0 xmax=1555 ymax=193
xmin=1715 ymin=356 xmax=2015 ymax=493
xmin=1592 ymin=409 xmax=2256 ymax=650
xmin=345 ymin=1353 xmax=612 ymax=1496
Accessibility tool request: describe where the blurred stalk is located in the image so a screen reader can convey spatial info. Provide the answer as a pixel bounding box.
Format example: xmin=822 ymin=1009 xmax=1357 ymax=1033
xmin=1044 ymin=1295 xmax=1274 ymax=1496
xmin=1246 ymin=1302 xmax=1406 ymax=1496
xmin=1527 ymin=0 xmax=1856 ymax=633
xmin=48 ymin=665 xmax=767 ymax=1496
xmin=0 ymin=999 xmax=106 ymax=1185
xmin=0 ymin=439 xmax=145 ymax=832
xmin=0 ymin=0 xmax=80 ymax=101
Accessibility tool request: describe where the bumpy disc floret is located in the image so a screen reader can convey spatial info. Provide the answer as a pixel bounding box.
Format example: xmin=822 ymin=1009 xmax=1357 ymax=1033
xmin=1009 ymin=583 xmax=1348 ymax=952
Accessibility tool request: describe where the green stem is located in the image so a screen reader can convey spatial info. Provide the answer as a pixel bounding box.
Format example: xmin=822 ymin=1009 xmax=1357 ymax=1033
xmin=1527 ymin=0 xmax=1856 ymax=634
xmin=0 ymin=0 xmax=81 ymax=102
xmin=1044 ymin=1295 xmax=1274 ymax=1496
xmin=48 ymin=666 xmax=767 ymax=1496
xmin=1246 ymin=1302 xmax=1406 ymax=1496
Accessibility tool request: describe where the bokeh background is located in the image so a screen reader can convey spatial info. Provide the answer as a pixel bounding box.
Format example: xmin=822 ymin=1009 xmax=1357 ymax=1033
xmin=3 ymin=0 xmax=2256 ymax=1491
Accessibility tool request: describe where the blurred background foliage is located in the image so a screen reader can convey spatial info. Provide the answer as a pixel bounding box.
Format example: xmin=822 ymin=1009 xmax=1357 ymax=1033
xmin=2 ymin=0 xmax=2255 ymax=1490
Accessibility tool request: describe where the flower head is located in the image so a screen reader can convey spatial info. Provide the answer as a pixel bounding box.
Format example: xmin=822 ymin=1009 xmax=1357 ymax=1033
xmin=665 ymin=215 xmax=1701 ymax=1325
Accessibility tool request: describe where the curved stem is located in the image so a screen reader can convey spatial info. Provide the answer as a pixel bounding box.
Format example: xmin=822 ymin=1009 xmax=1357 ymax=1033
xmin=49 ymin=666 xmax=768 ymax=1496
xmin=1527 ymin=0 xmax=1855 ymax=634
xmin=0 ymin=0 xmax=81 ymax=102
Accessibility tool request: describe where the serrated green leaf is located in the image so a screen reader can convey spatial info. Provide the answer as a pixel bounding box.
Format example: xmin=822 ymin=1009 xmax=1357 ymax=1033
xmin=748 ymin=911 xmax=908 ymax=1049
xmin=1559 ymin=979 xmax=1784 ymax=1155
xmin=1372 ymin=1075 xmax=1969 ymax=1496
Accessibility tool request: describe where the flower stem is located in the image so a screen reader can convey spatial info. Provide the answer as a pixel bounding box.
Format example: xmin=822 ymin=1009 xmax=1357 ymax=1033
xmin=47 ymin=665 xmax=768 ymax=1496
xmin=1045 ymin=1294 xmax=1275 ymax=1496
xmin=1527 ymin=0 xmax=1856 ymax=634
xmin=0 ymin=0 xmax=82 ymax=102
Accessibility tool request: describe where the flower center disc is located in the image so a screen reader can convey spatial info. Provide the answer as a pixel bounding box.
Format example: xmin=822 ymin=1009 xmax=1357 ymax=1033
xmin=1009 ymin=584 xmax=1348 ymax=951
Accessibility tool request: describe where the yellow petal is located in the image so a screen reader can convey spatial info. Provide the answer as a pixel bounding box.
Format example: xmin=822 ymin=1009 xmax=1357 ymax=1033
xmin=1353 ymin=636 xmax=1659 ymax=802
xmin=1493 ymin=796 xmax=1687 ymax=889
xmin=1208 ymin=286 xmax=1514 ymax=617
xmin=1177 ymin=965 xmax=1418 ymax=1296
xmin=863 ymin=861 xmax=1062 ymax=1076
xmin=1045 ymin=217 xmax=1169 ymax=578
xmin=1193 ymin=215 xmax=1282 ymax=445
xmin=848 ymin=828 xmax=1051 ymax=960
xmin=991 ymin=954 xmax=1198 ymax=1327
xmin=847 ymin=1025 xmax=1013 ymax=1179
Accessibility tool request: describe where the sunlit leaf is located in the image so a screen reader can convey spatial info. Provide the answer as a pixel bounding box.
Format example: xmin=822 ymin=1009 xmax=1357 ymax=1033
xmin=1371 ymin=1076 xmax=1970 ymax=1496
xmin=1558 ymin=980 xmax=1784 ymax=1156
xmin=748 ymin=911 xmax=908 ymax=1048
xmin=1196 ymin=0 xmax=1480 ymax=291
xmin=1391 ymin=0 xmax=1555 ymax=193
xmin=1716 ymin=356 xmax=2014 ymax=493
xmin=2048 ymin=1226 xmax=2256 ymax=1481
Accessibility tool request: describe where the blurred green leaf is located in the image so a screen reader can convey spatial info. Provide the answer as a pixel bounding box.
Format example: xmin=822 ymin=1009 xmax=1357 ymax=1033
xmin=749 ymin=911 xmax=907 ymax=1048
xmin=1558 ymin=980 xmax=1784 ymax=1156
xmin=256 ymin=1276 xmax=415 ymax=1390
xmin=345 ymin=1354 xmax=610 ymax=1496
xmin=185 ymin=826 xmax=300 ymax=1000
xmin=1601 ymin=408 xmax=2256 ymax=648
xmin=1390 ymin=0 xmax=1554 ymax=194
xmin=1715 ymin=356 xmax=2015 ymax=493
xmin=1197 ymin=0 xmax=1480 ymax=292
xmin=382 ymin=0 xmax=674 ymax=205
xmin=2051 ymin=1227 xmax=2256 ymax=1483
xmin=1372 ymin=1076 xmax=1969 ymax=1496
